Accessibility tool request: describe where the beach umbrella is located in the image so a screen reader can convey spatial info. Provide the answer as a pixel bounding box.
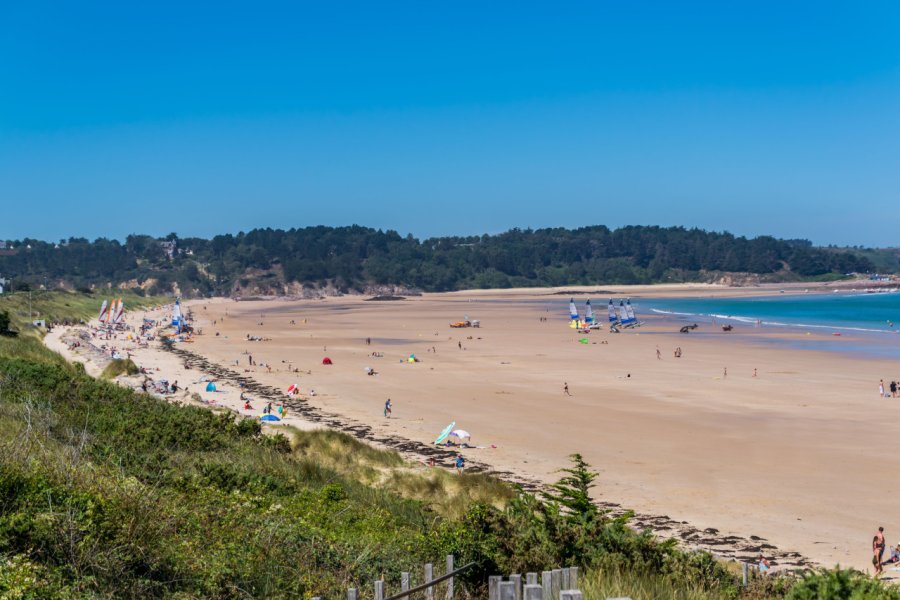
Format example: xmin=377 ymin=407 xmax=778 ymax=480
xmin=286 ymin=384 xmax=298 ymax=395
xmin=259 ymin=414 xmax=281 ymax=422
xmin=434 ymin=421 xmax=456 ymax=445
xmin=206 ymin=382 xmax=217 ymax=392
xmin=450 ymin=429 xmax=471 ymax=439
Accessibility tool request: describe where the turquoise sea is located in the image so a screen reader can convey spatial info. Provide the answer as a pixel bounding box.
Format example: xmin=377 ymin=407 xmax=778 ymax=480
xmin=639 ymin=291 xmax=900 ymax=334
xmin=634 ymin=291 xmax=900 ymax=359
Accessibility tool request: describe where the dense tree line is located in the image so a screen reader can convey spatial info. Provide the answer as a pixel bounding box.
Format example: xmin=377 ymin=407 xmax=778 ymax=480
xmin=0 ymin=225 xmax=874 ymax=296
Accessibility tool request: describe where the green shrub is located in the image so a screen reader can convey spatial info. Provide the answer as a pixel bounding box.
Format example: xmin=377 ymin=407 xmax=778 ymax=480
xmin=100 ymin=358 xmax=139 ymax=379
xmin=785 ymin=567 xmax=900 ymax=600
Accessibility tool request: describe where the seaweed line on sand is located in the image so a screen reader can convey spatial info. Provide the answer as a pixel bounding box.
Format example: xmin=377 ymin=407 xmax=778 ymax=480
xmin=160 ymin=341 xmax=816 ymax=572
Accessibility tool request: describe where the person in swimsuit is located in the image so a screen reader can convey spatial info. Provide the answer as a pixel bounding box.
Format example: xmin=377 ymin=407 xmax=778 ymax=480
xmin=874 ymin=526 xmax=886 ymax=575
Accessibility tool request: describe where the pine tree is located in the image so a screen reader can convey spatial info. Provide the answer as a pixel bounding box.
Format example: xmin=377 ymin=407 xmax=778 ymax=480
xmin=543 ymin=453 xmax=598 ymax=522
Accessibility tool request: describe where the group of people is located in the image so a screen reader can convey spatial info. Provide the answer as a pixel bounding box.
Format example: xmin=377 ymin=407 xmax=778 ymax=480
xmin=879 ymin=379 xmax=899 ymax=398
xmin=872 ymin=526 xmax=900 ymax=576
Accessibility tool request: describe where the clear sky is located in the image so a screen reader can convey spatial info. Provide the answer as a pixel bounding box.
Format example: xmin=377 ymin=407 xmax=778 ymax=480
xmin=2 ymin=2 xmax=899 ymax=246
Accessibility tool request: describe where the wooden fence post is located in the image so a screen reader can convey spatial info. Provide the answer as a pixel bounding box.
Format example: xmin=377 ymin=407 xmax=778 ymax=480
xmin=526 ymin=572 xmax=538 ymax=586
xmin=510 ymin=573 xmax=522 ymax=600
xmin=541 ymin=571 xmax=552 ymax=600
xmin=489 ymin=575 xmax=502 ymax=600
xmin=551 ymin=569 xmax=562 ymax=600
xmin=742 ymin=563 xmax=749 ymax=587
xmin=499 ymin=581 xmax=516 ymax=600
xmin=401 ymin=572 xmax=410 ymax=600
xmin=375 ymin=579 xmax=385 ymax=600
xmin=446 ymin=554 xmax=455 ymax=600
xmin=561 ymin=568 xmax=570 ymax=591
xmin=559 ymin=591 xmax=583 ymax=600
xmin=524 ymin=583 xmax=543 ymax=600
xmin=425 ymin=563 xmax=434 ymax=600
xmin=568 ymin=567 xmax=578 ymax=590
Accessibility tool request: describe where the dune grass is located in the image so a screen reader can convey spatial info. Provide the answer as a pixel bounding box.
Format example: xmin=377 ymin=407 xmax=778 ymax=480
xmin=100 ymin=358 xmax=140 ymax=379
xmin=285 ymin=425 xmax=516 ymax=520
xmin=0 ymin=289 xmax=166 ymax=336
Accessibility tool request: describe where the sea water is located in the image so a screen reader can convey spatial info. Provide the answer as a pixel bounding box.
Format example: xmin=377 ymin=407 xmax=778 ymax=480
xmin=640 ymin=291 xmax=900 ymax=359
xmin=642 ymin=291 xmax=900 ymax=334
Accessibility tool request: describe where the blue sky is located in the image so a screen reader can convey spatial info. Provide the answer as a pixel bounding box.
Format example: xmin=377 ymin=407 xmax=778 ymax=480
xmin=2 ymin=2 xmax=899 ymax=246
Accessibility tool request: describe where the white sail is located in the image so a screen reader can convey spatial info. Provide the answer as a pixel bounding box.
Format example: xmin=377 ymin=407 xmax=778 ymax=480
xmin=608 ymin=300 xmax=618 ymax=322
xmin=114 ymin=299 xmax=125 ymax=323
xmin=619 ymin=301 xmax=633 ymax=324
xmin=172 ymin=299 xmax=183 ymax=328
xmin=625 ymin=300 xmax=636 ymax=322
xmin=98 ymin=299 xmax=109 ymax=322
xmin=569 ymin=299 xmax=579 ymax=321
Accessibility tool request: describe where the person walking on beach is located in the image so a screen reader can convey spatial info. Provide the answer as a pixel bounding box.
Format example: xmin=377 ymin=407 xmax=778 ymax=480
xmin=455 ymin=454 xmax=465 ymax=474
xmin=656 ymin=346 xmax=661 ymax=360
xmin=879 ymin=379 xmax=885 ymax=397
xmin=458 ymin=341 xmax=462 ymax=350
xmin=874 ymin=526 xmax=886 ymax=575
xmin=891 ymin=381 xmax=897 ymax=398
xmin=384 ymin=398 xmax=392 ymax=418
xmin=723 ymin=367 xmax=727 ymax=378
xmin=564 ymin=382 xmax=571 ymax=396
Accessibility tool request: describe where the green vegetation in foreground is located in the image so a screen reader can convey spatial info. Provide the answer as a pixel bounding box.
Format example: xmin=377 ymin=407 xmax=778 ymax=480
xmin=1 ymin=334 xmax=898 ymax=597
xmin=0 ymin=226 xmax=874 ymax=297
xmin=0 ymin=289 xmax=166 ymax=338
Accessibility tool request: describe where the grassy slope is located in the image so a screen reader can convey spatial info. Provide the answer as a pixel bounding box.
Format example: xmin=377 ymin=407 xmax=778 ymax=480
xmin=0 ymin=289 xmax=166 ymax=335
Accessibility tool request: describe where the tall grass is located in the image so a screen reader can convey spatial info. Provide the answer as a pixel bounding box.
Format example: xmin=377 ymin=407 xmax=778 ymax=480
xmin=581 ymin=567 xmax=731 ymax=600
xmin=287 ymin=426 xmax=515 ymax=519
xmin=100 ymin=358 xmax=139 ymax=379
xmin=0 ymin=289 xmax=165 ymax=336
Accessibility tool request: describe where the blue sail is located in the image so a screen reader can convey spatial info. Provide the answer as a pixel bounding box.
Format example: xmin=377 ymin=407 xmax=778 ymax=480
xmin=619 ymin=301 xmax=634 ymax=324
xmin=625 ymin=300 xmax=636 ymax=322
xmin=585 ymin=300 xmax=594 ymax=324
xmin=608 ymin=300 xmax=618 ymax=322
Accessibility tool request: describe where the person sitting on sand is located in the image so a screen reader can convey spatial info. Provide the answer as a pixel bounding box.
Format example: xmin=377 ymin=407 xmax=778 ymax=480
xmin=884 ymin=542 xmax=900 ymax=565
xmin=243 ymin=400 xmax=252 ymax=410
xmin=757 ymin=554 xmax=771 ymax=574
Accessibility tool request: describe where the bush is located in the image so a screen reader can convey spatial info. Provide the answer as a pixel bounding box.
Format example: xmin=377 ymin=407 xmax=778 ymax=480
xmin=785 ymin=567 xmax=900 ymax=600
xmin=100 ymin=358 xmax=139 ymax=379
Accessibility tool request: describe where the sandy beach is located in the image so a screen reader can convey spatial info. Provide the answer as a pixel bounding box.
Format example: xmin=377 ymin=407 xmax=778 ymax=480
xmin=47 ymin=284 xmax=900 ymax=574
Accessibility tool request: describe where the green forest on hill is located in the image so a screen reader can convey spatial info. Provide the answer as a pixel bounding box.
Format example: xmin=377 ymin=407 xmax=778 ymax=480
xmin=0 ymin=225 xmax=880 ymax=297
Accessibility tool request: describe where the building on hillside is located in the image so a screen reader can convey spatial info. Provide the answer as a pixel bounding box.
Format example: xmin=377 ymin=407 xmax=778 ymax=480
xmin=0 ymin=241 xmax=6 ymax=249
xmin=159 ymin=240 xmax=177 ymax=259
